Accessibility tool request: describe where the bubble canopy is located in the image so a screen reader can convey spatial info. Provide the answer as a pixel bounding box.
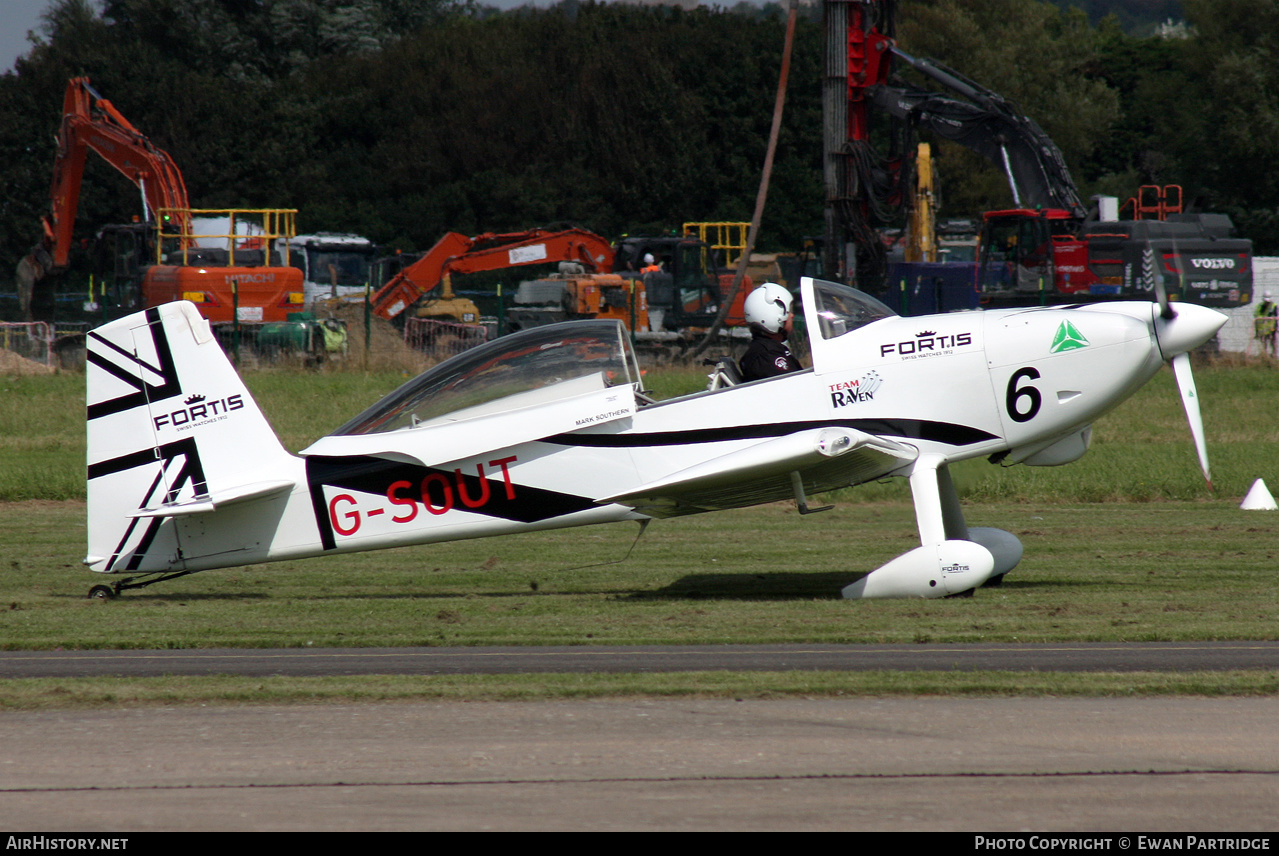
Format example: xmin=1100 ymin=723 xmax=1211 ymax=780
xmin=332 ymin=320 xmax=644 ymax=436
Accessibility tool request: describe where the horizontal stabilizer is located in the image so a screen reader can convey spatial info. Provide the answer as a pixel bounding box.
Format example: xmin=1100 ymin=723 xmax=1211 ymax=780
xmin=599 ymin=427 xmax=916 ymax=517
xmin=128 ymin=479 xmax=296 ymax=519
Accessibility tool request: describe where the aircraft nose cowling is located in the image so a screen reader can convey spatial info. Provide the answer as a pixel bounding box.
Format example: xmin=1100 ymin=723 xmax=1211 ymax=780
xmin=842 ymin=540 xmax=995 ymax=599
xmin=1154 ymin=303 xmax=1228 ymax=360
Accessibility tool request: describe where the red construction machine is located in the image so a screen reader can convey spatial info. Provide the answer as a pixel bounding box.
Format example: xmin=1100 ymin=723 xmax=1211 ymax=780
xmin=829 ymin=1 xmax=1252 ymax=311
xmin=16 ymin=78 xmax=304 ymax=328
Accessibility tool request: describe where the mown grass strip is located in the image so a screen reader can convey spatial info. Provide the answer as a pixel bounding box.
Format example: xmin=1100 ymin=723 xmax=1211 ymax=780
xmin=1 ymin=670 xmax=1276 ymax=711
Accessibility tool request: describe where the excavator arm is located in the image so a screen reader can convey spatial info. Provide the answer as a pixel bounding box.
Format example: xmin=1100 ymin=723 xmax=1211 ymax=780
xmin=832 ymin=1 xmax=1085 ymax=287
xmin=371 ymin=228 xmax=614 ymax=320
xmin=870 ymin=48 xmax=1085 ymax=218
xmin=18 ymin=78 xmax=191 ymax=314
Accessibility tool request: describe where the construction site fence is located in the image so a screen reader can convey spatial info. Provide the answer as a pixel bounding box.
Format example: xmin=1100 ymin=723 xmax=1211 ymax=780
xmin=0 ymin=321 xmax=54 ymax=366
xmin=403 ymin=317 xmax=490 ymax=358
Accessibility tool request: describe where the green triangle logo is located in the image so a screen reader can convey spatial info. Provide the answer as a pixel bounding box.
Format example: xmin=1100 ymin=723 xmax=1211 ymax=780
xmin=1051 ymin=320 xmax=1089 ymax=353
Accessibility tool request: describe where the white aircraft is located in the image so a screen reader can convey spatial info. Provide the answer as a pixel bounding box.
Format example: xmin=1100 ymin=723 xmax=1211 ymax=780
xmin=84 ymin=276 xmax=1225 ymax=600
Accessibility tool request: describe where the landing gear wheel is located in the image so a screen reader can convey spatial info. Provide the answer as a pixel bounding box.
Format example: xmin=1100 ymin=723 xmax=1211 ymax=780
xmin=88 ymin=585 xmax=116 ymax=600
xmin=983 ymin=573 xmax=1006 ymax=588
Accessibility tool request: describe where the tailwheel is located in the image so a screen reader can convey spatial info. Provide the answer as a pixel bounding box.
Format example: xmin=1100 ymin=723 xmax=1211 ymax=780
xmin=88 ymin=584 xmax=117 ymax=600
xmin=87 ymin=570 xmax=198 ymax=598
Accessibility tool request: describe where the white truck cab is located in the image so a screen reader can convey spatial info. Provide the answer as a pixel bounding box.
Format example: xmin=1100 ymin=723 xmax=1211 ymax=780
xmin=277 ymin=233 xmax=377 ymax=305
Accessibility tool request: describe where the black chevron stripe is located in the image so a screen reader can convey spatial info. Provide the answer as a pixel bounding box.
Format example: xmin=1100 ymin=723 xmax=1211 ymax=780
xmin=86 ymin=307 xmax=182 ymax=421
xmin=542 ymin=418 xmax=997 ymax=449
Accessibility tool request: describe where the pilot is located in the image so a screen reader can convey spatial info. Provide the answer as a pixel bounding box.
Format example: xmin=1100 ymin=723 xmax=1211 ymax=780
xmin=739 ymin=282 xmax=802 ymax=382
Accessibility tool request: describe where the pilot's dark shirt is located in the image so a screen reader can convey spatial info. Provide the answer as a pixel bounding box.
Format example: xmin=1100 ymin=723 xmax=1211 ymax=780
xmin=739 ymin=333 xmax=801 ymax=382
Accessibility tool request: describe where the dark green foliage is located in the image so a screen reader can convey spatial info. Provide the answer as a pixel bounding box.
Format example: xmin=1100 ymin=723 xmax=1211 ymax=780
xmin=3 ymin=0 xmax=1279 ymax=295
xmin=284 ymin=3 xmax=826 ymax=248
xmin=1045 ymin=0 xmax=1183 ymax=35
xmin=0 ymin=0 xmax=827 ymax=279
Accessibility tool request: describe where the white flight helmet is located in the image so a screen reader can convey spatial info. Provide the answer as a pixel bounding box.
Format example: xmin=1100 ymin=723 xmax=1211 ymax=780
xmin=744 ymin=282 xmax=793 ymax=334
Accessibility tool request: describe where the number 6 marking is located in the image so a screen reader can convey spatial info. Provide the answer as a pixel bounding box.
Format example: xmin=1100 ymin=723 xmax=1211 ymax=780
xmin=1006 ymin=367 xmax=1041 ymax=423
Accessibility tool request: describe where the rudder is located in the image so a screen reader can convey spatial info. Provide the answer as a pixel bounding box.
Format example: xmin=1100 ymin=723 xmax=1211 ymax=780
xmin=85 ymin=301 xmax=294 ymax=574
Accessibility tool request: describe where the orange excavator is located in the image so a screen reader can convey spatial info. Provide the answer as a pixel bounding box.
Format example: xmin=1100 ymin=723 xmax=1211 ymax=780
xmin=16 ymin=78 xmax=304 ymax=326
xmin=371 ymin=227 xmax=755 ymax=339
xmin=370 ymin=228 xmax=617 ymax=323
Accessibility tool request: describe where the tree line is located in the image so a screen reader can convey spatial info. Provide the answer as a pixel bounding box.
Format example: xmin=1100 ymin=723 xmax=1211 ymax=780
xmin=2 ymin=0 xmax=1277 ymax=296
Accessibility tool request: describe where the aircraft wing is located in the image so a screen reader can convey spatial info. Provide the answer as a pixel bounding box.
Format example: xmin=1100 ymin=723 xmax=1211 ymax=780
xmin=598 ymin=427 xmax=917 ymax=518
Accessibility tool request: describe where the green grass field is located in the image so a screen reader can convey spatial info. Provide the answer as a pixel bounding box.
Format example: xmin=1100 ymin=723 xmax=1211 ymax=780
xmin=1 ymin=358 xmax=1277 ymax=707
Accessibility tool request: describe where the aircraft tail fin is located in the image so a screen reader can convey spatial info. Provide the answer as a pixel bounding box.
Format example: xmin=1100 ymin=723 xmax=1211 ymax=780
xmin=85 ymin=301 xmax=296 ymax=574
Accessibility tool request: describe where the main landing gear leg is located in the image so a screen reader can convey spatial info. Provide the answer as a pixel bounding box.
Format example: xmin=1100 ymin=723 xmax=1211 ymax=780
xmin=910 ymin=453 xmax=1025 ymax=589
xmin=843 ymin=454 xmax=1021 ymax=599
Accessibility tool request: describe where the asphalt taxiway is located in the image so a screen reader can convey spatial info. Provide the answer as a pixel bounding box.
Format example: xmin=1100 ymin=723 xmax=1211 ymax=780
xmin=1 ymin=642 xmax=1276 ymax=830
xmin=1 ymin=697 xmax=1276 ymax=831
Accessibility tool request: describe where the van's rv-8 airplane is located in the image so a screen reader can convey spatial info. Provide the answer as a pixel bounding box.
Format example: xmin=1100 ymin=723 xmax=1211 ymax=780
xmin=84 ymin=276 xmax=1225 ymax=600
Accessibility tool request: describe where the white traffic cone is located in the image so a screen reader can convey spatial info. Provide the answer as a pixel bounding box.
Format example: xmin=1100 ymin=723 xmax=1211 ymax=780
xmin=1240 ymin=478 xmax=1278 ymax=511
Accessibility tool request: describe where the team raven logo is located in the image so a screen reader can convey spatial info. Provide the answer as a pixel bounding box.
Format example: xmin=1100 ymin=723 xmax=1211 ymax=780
xmin=829 ymin=371 xmax=884 ymax=408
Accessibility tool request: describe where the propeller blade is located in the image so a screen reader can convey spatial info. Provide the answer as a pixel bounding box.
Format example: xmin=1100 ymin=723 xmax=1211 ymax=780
xmin=1145 ymin=246 xmax=1177 ymax=319
xmin=1171 ymin=351 xmax=1212 ymax=491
